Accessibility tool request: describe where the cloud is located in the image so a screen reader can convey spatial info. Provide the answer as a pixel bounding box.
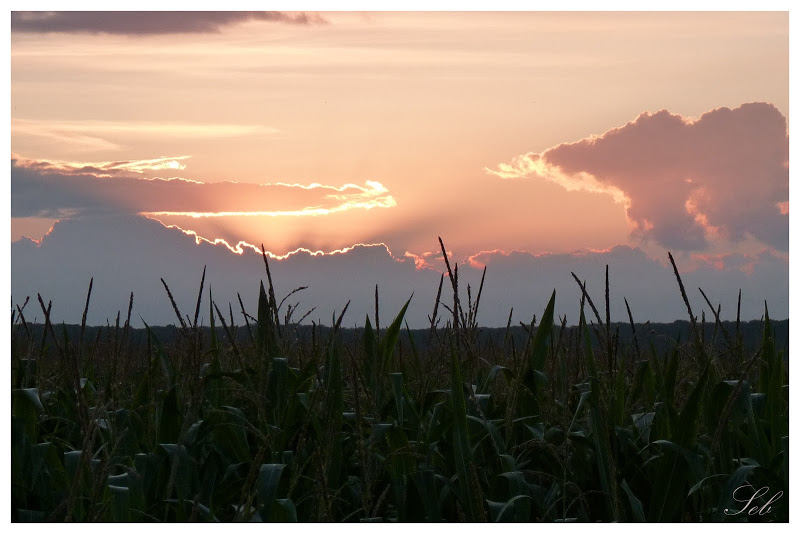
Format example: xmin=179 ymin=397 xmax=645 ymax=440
xmin=11 ymin=216 xmax=787 ymax=328
xmin=11 ymin=214 xmax=438 ymax=329
xmin=12 ymin=154 xmax=190 ymax=178
xmin=12 ymin=119 xmax=276 ymax=153
xmin=11 ymin=156 xmax=396 ymax=220
xmin=461 ymin=245 xmax=787 ymax=326
xmin=487 ymin=102 xmax=788 ymax=252
xmin=691 ymin=248 xmax=788 ymax=276
xmin=11 ymin=11 xmax=327 ymax=35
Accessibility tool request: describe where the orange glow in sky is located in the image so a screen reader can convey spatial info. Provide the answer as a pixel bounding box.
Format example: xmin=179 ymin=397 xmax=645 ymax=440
xmin=11 ymin=11 xmax=788 ymax=266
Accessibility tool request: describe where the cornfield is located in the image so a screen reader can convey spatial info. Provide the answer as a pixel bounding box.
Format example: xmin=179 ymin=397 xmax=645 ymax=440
xmin=11 ymin=241 xmax=789 ymax=522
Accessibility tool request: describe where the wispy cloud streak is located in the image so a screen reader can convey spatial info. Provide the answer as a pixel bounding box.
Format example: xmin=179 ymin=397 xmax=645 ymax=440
xmin=12 ymin=119 xmax=276 ymax=152
xmin=12 ymin=154 xmax=190 ymax=177
xmin=11 ymin=11 xmax=327 ymax=35
xmin=11 ymin=156 xmax=396 ymax=220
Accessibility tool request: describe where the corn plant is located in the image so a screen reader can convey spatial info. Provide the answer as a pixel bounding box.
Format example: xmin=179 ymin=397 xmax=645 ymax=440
xmin=11 ymin=244 xmax=789 ymax=522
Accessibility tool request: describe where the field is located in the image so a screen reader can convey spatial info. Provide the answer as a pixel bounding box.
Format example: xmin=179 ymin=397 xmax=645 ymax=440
xmin=11 ymin=245 xmax=789 ymax=522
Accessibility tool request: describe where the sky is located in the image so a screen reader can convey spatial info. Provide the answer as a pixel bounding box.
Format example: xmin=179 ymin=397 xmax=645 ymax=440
xmin=7 ymin=8 xmax=791 ymax=328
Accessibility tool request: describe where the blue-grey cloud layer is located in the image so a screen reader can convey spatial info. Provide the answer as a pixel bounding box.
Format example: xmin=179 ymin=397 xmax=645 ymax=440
xmin=11 ymin=215 xmax=787 ymax=328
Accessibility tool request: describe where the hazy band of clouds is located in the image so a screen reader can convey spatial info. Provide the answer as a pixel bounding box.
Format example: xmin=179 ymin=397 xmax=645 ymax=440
xmin=11 ymin=156 xmax=395 ymax=220
xmin=12 ymin=154 xmax=190 ymax=177
xmin=11 ymin=12 xmax=327 ymax=35
xmin=487 ymin=102 xmax=788 ymax=253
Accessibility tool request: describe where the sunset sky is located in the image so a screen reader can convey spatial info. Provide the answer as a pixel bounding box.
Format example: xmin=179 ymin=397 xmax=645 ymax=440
xmin=8 ymin=9 xmax=791 ymax=327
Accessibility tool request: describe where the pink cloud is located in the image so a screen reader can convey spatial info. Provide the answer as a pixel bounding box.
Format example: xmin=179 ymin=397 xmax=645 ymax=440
xmin=488 ymin=103 xmax=788 ymax=251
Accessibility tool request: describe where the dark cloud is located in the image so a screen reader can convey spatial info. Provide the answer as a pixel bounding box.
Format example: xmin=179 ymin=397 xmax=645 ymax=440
xmin=490 ymin=103 xmax=789 ymax=252
xmin=11 ymin=11 xmax=326 ymax=35
xmin=11 ymin=215 xmax=787 ymax=328
xmin=11 ymin=214 xmax=439 ymax=328
xmin=10 ymin=158 xmax=394 ymax=219
xmin=465 ymin=245 xmax=787 ymax=326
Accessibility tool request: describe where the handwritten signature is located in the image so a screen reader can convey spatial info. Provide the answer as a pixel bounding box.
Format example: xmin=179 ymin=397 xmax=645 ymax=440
xmin=724 ymin=483 xmax=783 ymax=517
